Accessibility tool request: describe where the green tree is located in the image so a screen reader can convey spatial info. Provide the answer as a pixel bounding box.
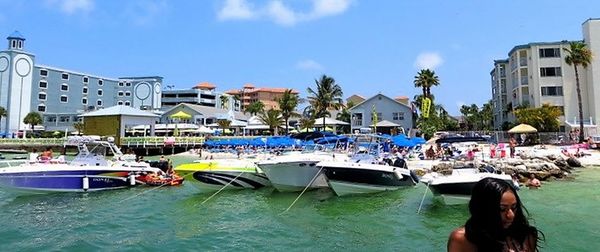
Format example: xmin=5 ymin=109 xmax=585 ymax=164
xmin=414 ymin=69 xmax=439 ymax=98
xmin=335 ymin=100 xmax=355 ymax=134
xmin=277 ymin=89 xmax=300 ymax=135
xmin=298 ymin=117 xmax=315 ymax=132
xmin=480 ymin=100 xmax=494 ymax=130
xmin=306 ymin=75 xmax=344 ymax=130
xmin=258 ymin=109 xmax=284 ymax=135
xmin=23 ymin=112 xmax=43 ymax=137
xmin=460 ymin=104 xmax=480 ymax=130
xmin=514 ymin=104 xmax=561 ymax=132
xmin=244 ymin=101 xmax=265 ymax=116
xmin=0 ymin=106 xmax=6 ymax=134
xmin=564 ymin=41 xmax=593 ymax=142
xmin=216 ymin=119 xmax=231 ymax=135
xmin=73 ymin=122 xmax=84 ymax=135
xmin=219 ymin=95 xmax=229 ymax=109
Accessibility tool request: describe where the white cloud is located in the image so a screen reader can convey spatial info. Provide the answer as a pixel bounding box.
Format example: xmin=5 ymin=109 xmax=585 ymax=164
xmin=46 ymin=0 xmax=94 ymax=15
xmin=296 ymin=59 xmax=324 ymax=71
xmin=266 ymin=0 xmax=297 ymax=26
xmin=414 ymin=52 xmax=443 ymax=70
xmin=217 ymin=0 xmax=353 ymax=26
xmin=218 ymin=0 xmax=256 ymax=20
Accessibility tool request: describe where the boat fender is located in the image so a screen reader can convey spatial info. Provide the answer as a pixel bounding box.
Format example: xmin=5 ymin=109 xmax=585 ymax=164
xmin=409 ymin=169 xmax=420 ymax=183
xmin=82 ymin=176 xmax=89 ymax=191
xmin=129 ymin=174 xmax=136 ymax=186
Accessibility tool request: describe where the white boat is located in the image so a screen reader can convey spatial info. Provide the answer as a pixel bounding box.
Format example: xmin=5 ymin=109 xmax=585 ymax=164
xmin=256 ymin=145 xmax=349 ymax=192
xmin=320 ymin=153 xmax=417 ymax=196
xmin=420 ymin=165 xmax=513 ymax=204
xmin=0 ymin=136 xmax=162 ymax=194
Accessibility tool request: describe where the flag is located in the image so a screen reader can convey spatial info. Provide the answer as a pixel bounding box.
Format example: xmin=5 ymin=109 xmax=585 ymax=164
xmin=421 ymin=98 xmax=432 ymax=118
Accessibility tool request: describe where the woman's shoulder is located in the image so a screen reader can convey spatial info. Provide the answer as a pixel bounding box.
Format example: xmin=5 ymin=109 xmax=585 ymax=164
xmin=448 ymin=227 xmax=476 ymax=252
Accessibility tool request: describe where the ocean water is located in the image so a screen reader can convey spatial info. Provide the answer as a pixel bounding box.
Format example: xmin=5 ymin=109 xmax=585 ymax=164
xmin=0 ymin=156 xmax=599 ymax=251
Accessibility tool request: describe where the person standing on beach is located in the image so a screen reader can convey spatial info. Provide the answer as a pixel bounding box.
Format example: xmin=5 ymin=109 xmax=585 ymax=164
xmin=509 ymin=136 xmax=517 ymax=158
xmin=526 ymin=174 xmax=541 ymax=189
xmin=448 ymin=178 xmax=543 ymax=251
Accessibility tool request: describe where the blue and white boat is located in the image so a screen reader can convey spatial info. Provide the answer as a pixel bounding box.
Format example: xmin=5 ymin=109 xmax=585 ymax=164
xmin=0 ymin=136 xmax=161 ymax=194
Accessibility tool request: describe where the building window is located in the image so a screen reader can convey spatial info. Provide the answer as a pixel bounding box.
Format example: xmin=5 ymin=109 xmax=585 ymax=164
xmin=125 ymin=101 xmax=131 ymax=106
xmin=82 ymin=98 xmax=87 ymax=105
xmin=40 ymin=69 xmax=48 ymax=77
xmin=38 ymin=92 xmax=47 ymax=101
xmin=60 ymin=95 xmax=68 ymax=103
xmin=125 ymin=91 xmax=131 ymax=97
xmin=541 ymin=86 xmax=564 ymax=96
xmin=46 ymin=116 xmax=56 ymax=123
xmin=97 ymin=89 xmax=103 ymax=96
xmin=540 ymin=67 xmax=561 ymax=77
xmin=126 ymin=82 xmax=131 ymax=87
xmin=118 ymin=91 xmax=124 ymax=97
xmin=39 ymin=81 xmax=47 ymax=89
xmin=61 ymin=73 xmax=69 ymax=80
xmin=371 ymin=113 xmax=382 ymax=122
xmin=98 ymin=79 xmax=103 ymax=86
xmin=117 ymin=101 xmax=123 ymax=105
xmin=37 ymin=104 xmax=46 ymax=112
xmin=61 ymin=83 xmax=69 ymax=91
xmin=97 ymin=99 xmax=103 ymax=106
xmin=83 ymin=87 xmax=88 ymax=94
xmin=539 ymin=48 xmax=560 ymax=58
xmin=118 ymin=82 xmax=124 ymax=87
xmin=393 ymin=112 xmax=405 ymax=120
xmin=59 ymin=116 xmax=70 ymax=123
xmin=83 ymin=76 xmax=89 ymax=83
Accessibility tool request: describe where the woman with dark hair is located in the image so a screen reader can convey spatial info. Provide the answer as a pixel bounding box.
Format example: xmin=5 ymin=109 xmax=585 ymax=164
xmin=448 ymin=178 xmax=544 ymax=251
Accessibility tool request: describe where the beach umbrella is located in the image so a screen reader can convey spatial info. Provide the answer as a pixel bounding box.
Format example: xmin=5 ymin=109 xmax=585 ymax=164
xmin=170 ymin=111 xmax=192 ymax=120
xmin=508 ymin=123 xmax=538 ymax=133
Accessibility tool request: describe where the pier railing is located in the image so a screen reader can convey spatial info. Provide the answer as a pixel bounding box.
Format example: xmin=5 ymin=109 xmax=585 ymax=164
xmin=0 ymin=138 xmax=66 ymax=146
xmin=121 ymin=136 xmax=205 ymax=148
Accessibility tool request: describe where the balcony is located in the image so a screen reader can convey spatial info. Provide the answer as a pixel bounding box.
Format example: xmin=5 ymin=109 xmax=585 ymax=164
xmin=520 ymin=76 xmax=528 ymax=85
xmin=519 ymin=57 xmax=528 ymax=66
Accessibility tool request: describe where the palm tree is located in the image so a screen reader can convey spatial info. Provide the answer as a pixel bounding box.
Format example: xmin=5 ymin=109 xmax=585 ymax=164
xmin=23 ymin=112 xmax=42 ymax=137
xmin=299 ymin=117 xmax=315 ymax=132
xmin=219 ymin=95 xmax=229 ymax=109
xmin=258 ymin=109 xmax=284 ymax=135
xmin=277 ymin=89 xmax=300 ymax=135
xmin=216 ymin=119 xmax=231 ymax=135
xmin=244 ymin=101 xmax=265 ymax=116
xmin=306 ymin=75 xmax=344 ymax=130
xmin=564 ymin=41 xmax=593 ymax=143
xmin=73 ymin=122 xmax=84 ymax=135
xmin=0 ymin=106 xmax=6 ymax=135
xmin=414 ymin=69 xmax=440 ymax=98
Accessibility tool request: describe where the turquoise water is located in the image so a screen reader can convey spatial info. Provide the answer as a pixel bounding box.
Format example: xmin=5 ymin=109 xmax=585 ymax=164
xmin=0 ymin=156 xmax=599 ymax=251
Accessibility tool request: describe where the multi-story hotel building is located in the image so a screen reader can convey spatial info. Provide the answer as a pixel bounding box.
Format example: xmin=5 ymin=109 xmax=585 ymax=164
xmin=0 ymin=31 xmax=162 ymax=134
xmin=491 ymin=18 xmax=600 ymax=133
xmin=225 ymin=84 xmax=299 ymax=110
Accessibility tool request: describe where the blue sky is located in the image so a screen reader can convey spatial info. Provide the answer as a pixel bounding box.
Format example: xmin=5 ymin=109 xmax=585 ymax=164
xmin=1 ymin=0 xmax=599 ymax=115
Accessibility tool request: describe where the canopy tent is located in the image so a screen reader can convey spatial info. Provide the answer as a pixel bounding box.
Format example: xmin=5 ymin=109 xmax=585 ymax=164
xmin=508 ymin=123 xmax=538 ymax=133
xmin=369 ymin=120 xmax=401 ymax=127
xmin=312 ymin=117 xmax=350 ymax=126
xmin=170 ymin=111 xmax=192 ymax=120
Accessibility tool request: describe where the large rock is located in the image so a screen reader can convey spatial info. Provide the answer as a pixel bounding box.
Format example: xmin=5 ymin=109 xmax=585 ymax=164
xmin=567 ymin=157 xmax=582 ymax=167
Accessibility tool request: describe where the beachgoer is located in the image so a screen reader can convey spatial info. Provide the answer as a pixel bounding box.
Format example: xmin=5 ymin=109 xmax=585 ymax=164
xmin=29 ymin=149 xmax=39 ymax=162
xmin=447 ymin=178 xmax=543 ymax=251
xmin=526 ymin=174 xmax=541 ymax=189
xmin=509 ymin=136 xmax=517 ymax=158
xmin=511 ymin=174 xmax=520 ymax=190
xmin=489 ymin=144 xmax=496 ymax=159
xmin=40 ymin=147 xmax=53 ymax=161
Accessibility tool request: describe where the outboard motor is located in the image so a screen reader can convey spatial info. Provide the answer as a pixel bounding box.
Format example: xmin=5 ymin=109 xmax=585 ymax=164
xmin=409 ymin=169 xmax=420 ymax=183
xmin=393 ymin=158 xmax=406 ymax=168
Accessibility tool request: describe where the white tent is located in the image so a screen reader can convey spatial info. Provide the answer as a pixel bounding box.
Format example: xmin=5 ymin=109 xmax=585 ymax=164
xmin=313 ymin=117 xmax=350 ymax=126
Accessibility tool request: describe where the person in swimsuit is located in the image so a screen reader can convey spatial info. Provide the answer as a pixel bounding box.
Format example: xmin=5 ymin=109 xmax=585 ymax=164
xmin=447 ymin=178 xmax=544 ymax=251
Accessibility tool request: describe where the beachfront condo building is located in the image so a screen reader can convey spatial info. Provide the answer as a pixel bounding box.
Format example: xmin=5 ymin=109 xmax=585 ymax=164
xmin=224 ymin=83 xmax=300 ymax=111
xmin=491 ymin=18 xmax=600 ymax=134
xmin=0 ymin=31 xmax=163 ymax=135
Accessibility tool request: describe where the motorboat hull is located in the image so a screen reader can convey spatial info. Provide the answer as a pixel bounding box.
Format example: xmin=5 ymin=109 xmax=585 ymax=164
xmin=175 ymin=159 xmax=271 ymax=192
xmin=258 ymin=161 xmax=329 ymax=192
xmin=321 ymin=162 xmax=416 ymax=196
xmin=0 ymin=169 xmax=135 ymax=193
xmin=421 ymin=171 xmax=513 ymax=204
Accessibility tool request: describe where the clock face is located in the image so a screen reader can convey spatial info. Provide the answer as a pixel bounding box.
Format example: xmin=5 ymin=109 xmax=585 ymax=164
xmin=135 ymin=82 xmax=151 ymax=100
xmin=0 ymin=56 xmax=8 ymax=72
xmin=154 ymin=83 xmax=161 ymax=94
xmin=15 ymin=58 xmax=31 ymax=77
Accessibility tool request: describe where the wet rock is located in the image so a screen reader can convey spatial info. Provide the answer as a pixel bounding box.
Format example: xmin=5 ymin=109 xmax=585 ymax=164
xmin=566 ymin=157 xmax=582 ymax=167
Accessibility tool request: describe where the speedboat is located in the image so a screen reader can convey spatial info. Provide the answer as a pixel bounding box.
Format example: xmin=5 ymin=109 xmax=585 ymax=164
xmin=0 ymin=136 xmax=162 ymax=194
xmin=319 ymin=153 xmax=417 ymax=196
xmin=175 ymin=158 xmax=270 ymax=191
xmin=256 ymin=145 xmax=349 ymax=192
xmin=419 ymin=164 xmax=513 ymax=204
